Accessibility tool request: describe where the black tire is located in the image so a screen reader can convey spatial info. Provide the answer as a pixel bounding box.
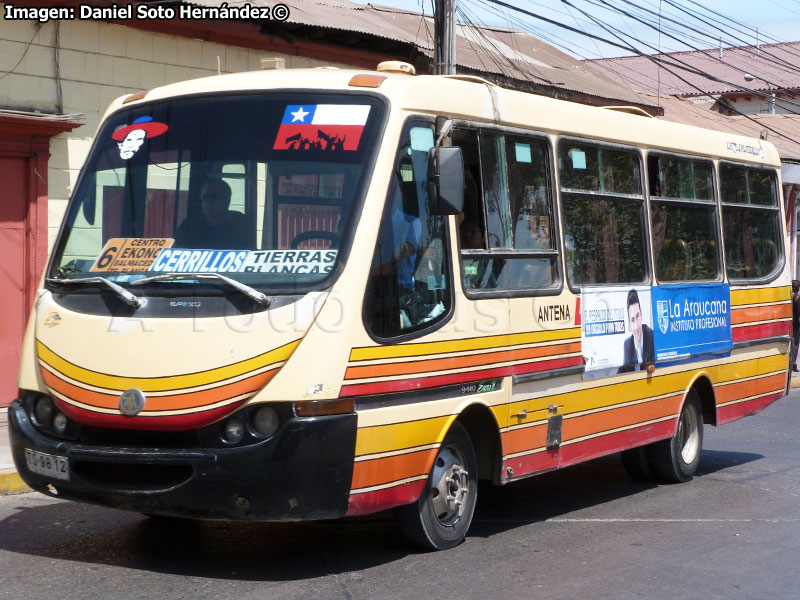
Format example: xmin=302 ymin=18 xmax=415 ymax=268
xmin=394 ymin=422 xmax=478 ymax=550
xmin=650 ymin=389 xmax=704 ymax=483
xmin=620 ymin=445 xmax=655 ymax=482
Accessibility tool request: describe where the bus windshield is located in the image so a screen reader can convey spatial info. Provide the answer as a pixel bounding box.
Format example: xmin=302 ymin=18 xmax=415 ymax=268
xmin=49 ymin=92 xmax=384 ymax=292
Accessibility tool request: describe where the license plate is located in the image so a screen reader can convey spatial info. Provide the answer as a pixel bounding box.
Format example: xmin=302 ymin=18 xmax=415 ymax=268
xmin=25 ymin=449 xmax=69 ymax=481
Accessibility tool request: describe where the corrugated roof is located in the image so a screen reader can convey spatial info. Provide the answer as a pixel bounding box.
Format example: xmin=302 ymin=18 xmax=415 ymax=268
xmin=649 ymin=94 xmax=800 ymax=161
xmin=589 ymin=42 xmax=800 ymax=97
xmin=187 ymin=0 xmax=654 ymax=107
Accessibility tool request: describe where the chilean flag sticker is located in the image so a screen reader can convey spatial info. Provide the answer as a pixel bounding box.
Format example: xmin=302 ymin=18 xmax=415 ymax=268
xmin=273 ymin=104 xmax=370 ymax=151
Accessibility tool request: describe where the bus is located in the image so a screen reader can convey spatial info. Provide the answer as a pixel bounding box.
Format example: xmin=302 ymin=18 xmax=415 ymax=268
xmin=8 ymin=62 xmax=791 ymax=550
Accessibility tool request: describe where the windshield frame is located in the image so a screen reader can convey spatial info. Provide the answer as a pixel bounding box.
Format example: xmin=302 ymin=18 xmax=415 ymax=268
xmin=46 ymin=88 xmax=390 ymax=298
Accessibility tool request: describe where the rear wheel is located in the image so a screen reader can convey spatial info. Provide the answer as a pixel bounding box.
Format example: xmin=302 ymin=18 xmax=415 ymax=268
xmin=651 ymin=390 xmax=703 ymax=483
xmin=395 ymin=422 xmax=478 ymax=550
xmin=620 ymin=445 xmax=655 ymax=482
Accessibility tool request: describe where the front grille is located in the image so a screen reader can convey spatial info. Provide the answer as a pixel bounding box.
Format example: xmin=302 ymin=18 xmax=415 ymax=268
xmin=77 ymin=426 xmax=199 ymax=448
xmin=72 ymin=461 xmax=194 ymax=492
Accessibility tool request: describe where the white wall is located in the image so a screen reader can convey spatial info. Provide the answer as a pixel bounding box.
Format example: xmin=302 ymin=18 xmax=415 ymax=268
xmin=726 ymin=93 xmax=800 ymax=116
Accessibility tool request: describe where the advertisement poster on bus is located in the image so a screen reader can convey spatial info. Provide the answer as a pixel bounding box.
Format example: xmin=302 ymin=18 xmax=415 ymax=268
xmin=651 ymin=284 xmax=732 ymax=362
xmin=581 ymin=287 xmax=653 ymax=376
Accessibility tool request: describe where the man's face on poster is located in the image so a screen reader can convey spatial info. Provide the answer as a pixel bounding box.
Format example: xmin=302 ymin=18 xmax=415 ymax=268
xmin=629 ymin=302 xmax=642 ymax=346
xmin=118 ymin=129 xmax=146 ymax=159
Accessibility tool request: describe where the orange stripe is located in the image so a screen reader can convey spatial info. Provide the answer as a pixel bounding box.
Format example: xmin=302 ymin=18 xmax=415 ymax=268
xmin=731 ymin=303 xmax=791 ymax=325
xmin=715 ymin=373 xmax=786 ymax=405
xmin=345 ymin=342 xmax=581 ymax=380
xmin=502 ymin=423 xmax=547 ymax=455
xmin=351 ymin=448 xmax=436 ymax=489
xmin=501 ymin=395 xmax=681 ymax=457
xmin=42 ymin=367 xmax=277 ymax=412
xmin=561 ymin=395 xmax=681 ymax=441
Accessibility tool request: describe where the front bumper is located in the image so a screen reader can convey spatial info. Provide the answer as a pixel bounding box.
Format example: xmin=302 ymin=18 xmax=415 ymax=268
xmin=8 ymin=399 xmax=357 ymax=520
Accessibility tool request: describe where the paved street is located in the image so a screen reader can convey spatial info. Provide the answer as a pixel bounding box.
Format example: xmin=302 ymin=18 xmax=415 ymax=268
xmin=1 ymin=390 xmax=799 ymax=600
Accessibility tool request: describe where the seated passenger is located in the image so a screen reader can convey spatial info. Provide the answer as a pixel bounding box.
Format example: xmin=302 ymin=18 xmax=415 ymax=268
xmin=175 ymin=179 xmax=253 ymax=249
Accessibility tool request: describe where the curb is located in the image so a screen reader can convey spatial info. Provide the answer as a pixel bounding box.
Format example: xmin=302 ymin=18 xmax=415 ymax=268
xmin=0 ymin=468 xmax=30 ymax=496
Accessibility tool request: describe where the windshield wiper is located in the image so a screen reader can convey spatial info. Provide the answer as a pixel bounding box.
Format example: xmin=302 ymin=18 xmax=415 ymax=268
xmin=131 ymin=273 xmax=271 ymax=307
xmin=46 ymin=277 xmax=144 ymax=308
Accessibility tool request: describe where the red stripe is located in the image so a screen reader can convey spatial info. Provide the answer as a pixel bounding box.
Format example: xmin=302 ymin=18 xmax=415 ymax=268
xmin=717 ymin=391 xmax=784 ymax=425
xmin=732 ymin=321 xmax=791 ymax=342
xmin=52 ymin=397 xmax=247 ymax=431
xmin=511 ymin=355 xmax=583 ymax=376
xmin=505 ymin=418 xmax=676 ymax=481
xmin=340 ymin=356 xmax=582 ymax=397
xmin=346 ymin=480 xmax=426 ymax=516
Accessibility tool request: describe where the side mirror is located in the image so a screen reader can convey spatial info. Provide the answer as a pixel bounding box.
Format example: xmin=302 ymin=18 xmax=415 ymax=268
xmin=428 ymin=146 xmax=464 ymax=215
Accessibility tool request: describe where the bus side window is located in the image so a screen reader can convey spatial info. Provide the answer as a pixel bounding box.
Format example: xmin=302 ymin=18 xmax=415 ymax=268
xmin=648 ymin=154 xmax=719 ymax=282
xmin=364 ymin=123 xmax=452 ymax=339
xmin=720 ymin=163 xmax=782 ymax=280
xmin=453 ymin=128 xmax=559 ymax=293
xmin=559 ymin=140 xmax=646 ymax=286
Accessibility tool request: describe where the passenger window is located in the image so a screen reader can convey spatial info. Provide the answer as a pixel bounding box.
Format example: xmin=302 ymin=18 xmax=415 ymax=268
xmin=452 ymin=128 xmax=559 ymax=293
xmin=558 ymin=142 xmax=641 ymax=195
xmin=648 ymin=154 xmax=720 ymax=282
xmin=719 ymin=163 xmax=782 ymax=280
xmin=364 ymin=123 xmax=451 ymax=338
xmin=559 ymin=140 xmax=646 ymax=286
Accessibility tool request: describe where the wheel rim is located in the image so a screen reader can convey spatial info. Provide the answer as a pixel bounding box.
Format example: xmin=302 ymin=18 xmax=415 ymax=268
xmin=430 ymin=445 xmax=470 ymax=525
xmin=678 ymin=403 xmax=700 ymax=464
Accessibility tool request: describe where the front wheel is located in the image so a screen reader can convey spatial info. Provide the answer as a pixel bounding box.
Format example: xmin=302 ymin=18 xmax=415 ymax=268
xmin=651 ymin=390 xmax=704 ymax=483
xmin=394 ymin=422 xmax=478 ymax=550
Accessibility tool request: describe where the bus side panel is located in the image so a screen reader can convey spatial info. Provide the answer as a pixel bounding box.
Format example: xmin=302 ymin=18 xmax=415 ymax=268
xmin=503 ymin=341 xmax=788 ymax=481
xmin=730 ymin=285 xmax=792 ymax=344
xmin=345 ymin=392 xmax=508 ymax=516
xmin=504 ymin=371 xmax=684 ymax=480
xmin=714 ymin=345 xmax=789 ymax=426
xmin=718 ymin=284 xmax=792 ymax=424
xmin=346 ymin=414 xmax=452 ymax=516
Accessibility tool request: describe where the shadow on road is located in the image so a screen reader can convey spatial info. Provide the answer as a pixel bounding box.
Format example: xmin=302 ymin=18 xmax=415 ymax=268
xmin=696 ymin=449 xmax=764 ymax=476
xmin=0 ymin=449 xmax=763 ymax=580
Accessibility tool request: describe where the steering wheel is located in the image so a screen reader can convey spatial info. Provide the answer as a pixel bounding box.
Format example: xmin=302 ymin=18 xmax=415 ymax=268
xmin=290 ymin=230 xmax=341 ymax=249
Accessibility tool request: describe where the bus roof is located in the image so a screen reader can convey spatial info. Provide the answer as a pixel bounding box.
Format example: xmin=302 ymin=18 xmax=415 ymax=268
xmin=108 ymin=66 xmax=781 ymax=168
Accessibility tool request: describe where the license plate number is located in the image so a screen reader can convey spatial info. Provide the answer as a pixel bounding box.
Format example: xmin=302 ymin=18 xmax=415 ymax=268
xmin=25 ymin=449 xmax=69 ymax=481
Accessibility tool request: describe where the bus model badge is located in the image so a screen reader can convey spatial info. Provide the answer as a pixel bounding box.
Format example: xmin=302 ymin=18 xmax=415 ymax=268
xmin=119 ymin=389 xmax=146 ymax=416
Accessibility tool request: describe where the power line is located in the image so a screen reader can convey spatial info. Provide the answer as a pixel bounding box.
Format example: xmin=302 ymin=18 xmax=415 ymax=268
xmin=560 ymin=0 xmax=800 ymax=145
xmin=476 ymin=0 xmax=800 ymax=146
xmin=584 ymin=0 xmax=800 ymax=112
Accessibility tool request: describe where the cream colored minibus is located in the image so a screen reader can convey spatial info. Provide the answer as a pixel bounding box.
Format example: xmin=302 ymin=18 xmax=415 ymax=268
xmin=9 ymin=62 xmax=791 ymax=549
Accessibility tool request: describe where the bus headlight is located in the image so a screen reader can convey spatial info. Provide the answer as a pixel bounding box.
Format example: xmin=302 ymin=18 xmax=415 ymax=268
xmin=252 ymin=406 xmax=279 ymax=437
xmin=33 ymin=397 xmax=53 ymax=426
xmin=52 ymin=411 xmax=68 ymax=435
xmin=222 ymin=418 xmax=245 ymax=444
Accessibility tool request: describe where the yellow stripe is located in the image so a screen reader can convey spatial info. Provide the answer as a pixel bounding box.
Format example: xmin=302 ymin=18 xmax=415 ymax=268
xmin=512 ymin=353 xmax=786 ymax=418
xmin=355 ymin=415 xmax=454 ymax=456
xmin=731 ymin=286 xmax=790 ymax=307
xmin=350 ymin=327 xmax=581 ymax=361
xmin=36 ymin=339 xmax=300 ymax=393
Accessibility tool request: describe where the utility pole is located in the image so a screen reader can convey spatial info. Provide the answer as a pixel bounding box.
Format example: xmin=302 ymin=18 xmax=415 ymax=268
xmin=434 ymin=0 xmax=456 ymax=75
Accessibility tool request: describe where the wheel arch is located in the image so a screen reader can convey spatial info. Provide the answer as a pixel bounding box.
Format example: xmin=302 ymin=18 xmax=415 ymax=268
xmin=686 ymin=373 xmax=717 ymax=426
xmin=455 ymin=403 xmax=503 ymax=485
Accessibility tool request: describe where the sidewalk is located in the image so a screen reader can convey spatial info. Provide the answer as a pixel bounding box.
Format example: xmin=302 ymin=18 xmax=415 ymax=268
xmin=1 ymin=408 xmax=30 ymax=495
